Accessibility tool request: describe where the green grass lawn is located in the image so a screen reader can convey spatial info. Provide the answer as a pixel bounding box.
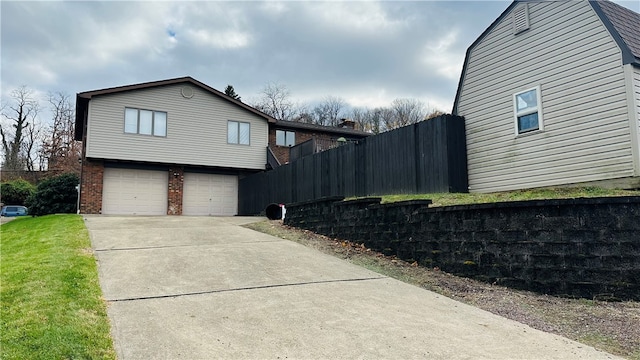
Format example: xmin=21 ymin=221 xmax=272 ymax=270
xmin=0 ymin=215 xmax=115 ymax=360
xmin=379 ymin=186 xmax=640 ymax=207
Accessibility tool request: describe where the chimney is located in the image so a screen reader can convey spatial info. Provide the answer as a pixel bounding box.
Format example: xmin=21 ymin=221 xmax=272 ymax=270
xmin=338 ymin=118 xmax=355 ymax=129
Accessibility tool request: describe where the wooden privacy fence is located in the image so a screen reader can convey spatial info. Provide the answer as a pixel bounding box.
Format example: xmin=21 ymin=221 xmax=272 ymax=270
xmin=289 ymin=137 xmax=347 ymax=163
xmin=238 ymin=114 xmax=468 ymax=215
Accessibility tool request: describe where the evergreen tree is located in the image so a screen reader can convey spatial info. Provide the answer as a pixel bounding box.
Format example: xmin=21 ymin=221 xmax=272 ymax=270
xmin=224 ymin=85 xmax=241 ymax=101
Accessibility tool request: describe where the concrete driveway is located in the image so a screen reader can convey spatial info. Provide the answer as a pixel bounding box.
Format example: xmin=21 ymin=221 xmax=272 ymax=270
xmin=0 ymin=216 xmax=18 ymax=224
xmin=86 ymin=216 xmax=619 ymax=359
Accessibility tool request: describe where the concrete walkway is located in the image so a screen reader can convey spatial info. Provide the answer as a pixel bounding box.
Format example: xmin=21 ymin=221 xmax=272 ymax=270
xmin=86 ymin=216 xmax=620 ymax=359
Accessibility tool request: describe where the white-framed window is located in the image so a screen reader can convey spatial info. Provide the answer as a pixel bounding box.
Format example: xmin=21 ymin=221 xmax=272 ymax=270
xmin=228 ymin=120 xmax=250 ymax=145
xmin=513 ymin=86 xmax=543 ymax=135
xmin=276 ymin=130 xmax=295 ymax=147
xmin=124 ymin=107 xmax=167 ymax=137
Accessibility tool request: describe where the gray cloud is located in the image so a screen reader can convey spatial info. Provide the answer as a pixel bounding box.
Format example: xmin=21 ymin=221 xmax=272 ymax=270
xmin=2 ymin=0 xmax=638 ymax=115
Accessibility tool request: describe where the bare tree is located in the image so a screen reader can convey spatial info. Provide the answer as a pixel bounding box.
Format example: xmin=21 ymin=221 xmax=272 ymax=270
xmin=377 ymin=107 xmax=396 ymax=133
xmin=350 ymin=107 xmax=368 ymax=132
xmin=388 ymin=98 xmax=425 ymax=130
xmin=248 ymin=83 xmax=442 ymax=132
xmin=1 ymin=86 xmax=40 ymax=175
xmin=22 ymin=117 xmax=44 ymax=171
xmin=425 ymin=109 xmax=447 ymax=120
xmin=348 ymin=107 xmax=384 ymax=134
xmin=252 ymin=82 xmax=296 ymax=121
xmin=41 ymin=92 xmax=81 ymax=174
xmin=312 ymin=96 xmax=347 ymax=126
xmin=293 ymin=111 xmax=314 ymax=124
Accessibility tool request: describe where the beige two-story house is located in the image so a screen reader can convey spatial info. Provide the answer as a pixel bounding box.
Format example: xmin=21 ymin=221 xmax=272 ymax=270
xmin=75 ymin=77 xmax=275 ymax=216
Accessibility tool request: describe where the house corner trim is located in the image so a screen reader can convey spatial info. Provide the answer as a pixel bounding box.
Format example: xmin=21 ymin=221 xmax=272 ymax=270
xmin=623 ymin=64 xmax=640 ymax=176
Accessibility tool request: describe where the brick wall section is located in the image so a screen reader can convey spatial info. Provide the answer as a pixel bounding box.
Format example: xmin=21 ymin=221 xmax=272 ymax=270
xmin=268 ymin=128 xmax=334 ymax=164
xmin=167 ymin=167 xmax=184 ymax=215
xmin=284 ymin=196 xmax=640 ymax=300
xmin=79 ymin=159 xmax=104 ymax=214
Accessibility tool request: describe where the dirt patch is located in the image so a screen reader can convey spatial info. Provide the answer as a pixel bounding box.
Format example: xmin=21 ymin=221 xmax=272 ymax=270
xmin=245 ymin=220 xmax=640 ymax=359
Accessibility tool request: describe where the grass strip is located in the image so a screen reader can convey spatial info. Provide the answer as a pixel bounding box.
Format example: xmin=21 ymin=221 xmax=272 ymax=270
xmin=1 ymin=215 xmax=115 ymax=360
xmin=379 ymin=186 xmax=639 ymax=207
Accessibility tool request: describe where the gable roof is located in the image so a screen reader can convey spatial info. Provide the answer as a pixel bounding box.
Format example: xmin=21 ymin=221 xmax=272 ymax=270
xmin=273 ymin=120 xmax=371 ymax=138
xmin=452 ymin=0 xmax=640 ymax=114
xmin=592 ymin=0 xmax=640 ymax=64
xmin=74 ymin=76 xmax=276 ymax=140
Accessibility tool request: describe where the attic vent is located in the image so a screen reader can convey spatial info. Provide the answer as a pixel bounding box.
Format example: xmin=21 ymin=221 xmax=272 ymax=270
xmin=181 ymin=86 xmax=194 ymax=98
xmin=512 ymin=4 xmax=530 ymax=35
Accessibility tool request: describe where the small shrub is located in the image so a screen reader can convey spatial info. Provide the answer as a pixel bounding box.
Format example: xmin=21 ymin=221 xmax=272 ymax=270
xmin=0 ymin=179 xmax=36 ymax=205
xmin=25 ymin=173 xmax=79 ymax=216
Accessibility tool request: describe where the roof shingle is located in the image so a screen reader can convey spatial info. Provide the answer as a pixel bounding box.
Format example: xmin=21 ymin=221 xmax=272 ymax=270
xmin=274 ymin=120 xmax=371 ymax=137
xmin=593 ymin=0 xmax=640 ymax=64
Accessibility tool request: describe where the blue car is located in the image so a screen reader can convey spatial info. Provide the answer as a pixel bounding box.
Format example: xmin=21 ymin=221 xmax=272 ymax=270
xmin=0 ymin=205 xmax=28 ymax=217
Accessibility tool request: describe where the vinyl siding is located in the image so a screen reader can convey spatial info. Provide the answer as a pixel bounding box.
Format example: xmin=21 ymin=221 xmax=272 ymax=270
xmin=633 ymin=65 xmax=640 ymax=174
xmin=457 ymin=1 xmax=633 ymax=193
xmin=635 ymin=66 xmax=640 ymax=135
xmin=85 ymin=84 xmax=268 ymax=170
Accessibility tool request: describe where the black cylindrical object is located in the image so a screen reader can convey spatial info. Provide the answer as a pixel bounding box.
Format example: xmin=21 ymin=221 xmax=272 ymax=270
xmin=265 ymin=203 xmax=282 ymax=220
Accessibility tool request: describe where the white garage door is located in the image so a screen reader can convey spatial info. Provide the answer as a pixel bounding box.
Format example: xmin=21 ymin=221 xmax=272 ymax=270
xmin=102 ymin=168 xmax=168 ymax=215
xmin=183 ymin=173 xmax=238 ymax=216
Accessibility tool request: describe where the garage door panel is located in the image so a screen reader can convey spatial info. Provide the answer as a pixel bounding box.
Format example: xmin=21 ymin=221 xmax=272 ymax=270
xmin=183 ymin=173 xmax=238 ymax=216
xmin=103 ymin=168 xmax=168 ymax=215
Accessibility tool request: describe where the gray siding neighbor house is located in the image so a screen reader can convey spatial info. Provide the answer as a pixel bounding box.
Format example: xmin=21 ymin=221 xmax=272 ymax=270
xmin=453 ymin=0 xmax=640 ymax=193
xmin=75 ymin=77 xmax=276 ymax=216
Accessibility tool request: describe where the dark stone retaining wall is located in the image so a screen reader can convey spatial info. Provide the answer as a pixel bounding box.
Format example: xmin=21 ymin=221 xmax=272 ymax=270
xmin=284 ymin=196 xmax=640 ymax=300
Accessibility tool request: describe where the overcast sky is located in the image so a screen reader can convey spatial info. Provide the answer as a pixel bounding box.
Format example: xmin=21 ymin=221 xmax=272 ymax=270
xmin=2 ymin=0 xmax=639 ymax=118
